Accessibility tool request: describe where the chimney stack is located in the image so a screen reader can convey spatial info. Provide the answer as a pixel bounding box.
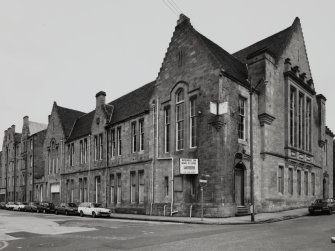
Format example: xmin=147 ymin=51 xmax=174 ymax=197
xmin=95 ymin=91 xmax=106 ymax=107
xmin=11 ymin=124 xmax=15 ymax=133
xmin=23 ymin=116 xmax=29 ymax=126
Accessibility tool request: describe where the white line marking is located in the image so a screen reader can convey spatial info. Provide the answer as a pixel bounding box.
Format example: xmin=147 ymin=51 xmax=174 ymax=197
xmin=0 ymin=241 xmax=9 ymax=250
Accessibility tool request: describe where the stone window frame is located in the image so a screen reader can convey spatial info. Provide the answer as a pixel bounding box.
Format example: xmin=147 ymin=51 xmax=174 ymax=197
xmin=176 ymin=88 xmax=185 ymax=151
xmin=164 ymin=105 xmax=171 ymax=153
xmin=139 ymin=119 xmax=144 ymax=152
xmin=297 ymin=169 xmax=302 ymax=196
xmin=189 ymin=95 xmax=198 ymax=148
xmin=278 ymin=165 xmax=284 ymax=194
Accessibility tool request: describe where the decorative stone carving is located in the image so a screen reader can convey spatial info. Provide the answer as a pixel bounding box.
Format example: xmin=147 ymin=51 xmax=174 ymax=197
xmin=258 ymin=113 xmax=276 ymax=126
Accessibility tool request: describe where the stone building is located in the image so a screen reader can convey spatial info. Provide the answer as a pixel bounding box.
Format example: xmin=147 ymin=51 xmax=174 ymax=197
xmin=0 ymin=14 xmax=334 ymax=217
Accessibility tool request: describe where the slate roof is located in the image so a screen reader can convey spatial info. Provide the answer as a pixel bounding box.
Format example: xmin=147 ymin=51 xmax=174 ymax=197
xmin=233 ymin=18 xmax=299 ymax=63
xmin=108 ymin=81 xmax=155 ymax=125
xmin=195 ymin=31 xmax=248 ymax=84
xmin=326 ymin=126 xmax=335 ymax=138
xmin=66 ymin=110 xmax=95 ymax=142
xmin=56 ymin=105 xmax=85 ymax=138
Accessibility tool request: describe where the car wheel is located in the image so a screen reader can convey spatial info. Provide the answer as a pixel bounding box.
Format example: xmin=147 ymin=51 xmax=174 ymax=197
xmin=55 ymin=210 xmax=58 ymax=215
xmin=43 ymin=209 xmax=46 ymax=214
xmin=92 ymin=212 xmax=96 ymax=218
xmin=80 ymin=211 xmax=84 ymax=217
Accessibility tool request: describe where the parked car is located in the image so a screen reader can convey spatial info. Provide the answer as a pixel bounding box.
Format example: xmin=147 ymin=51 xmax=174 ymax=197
xmin=0 ymin=202 xmax=6 ymax=209
xmin=25 ymin=202 xmax=39 ymax=212
xmin=55 ymin=203 xmax=78 ymax=216
xmin=36 ymin=202 xmax=55 ymax=214
xmin=309 ymin=198 xmax=335 ymax=215
xmin=12 ymin=202 xmax=28 ymax=211
xmin=5 ymin=202 xmax=16 ymax=210
xmin=78 ymin=202 xmax=111 ymax=218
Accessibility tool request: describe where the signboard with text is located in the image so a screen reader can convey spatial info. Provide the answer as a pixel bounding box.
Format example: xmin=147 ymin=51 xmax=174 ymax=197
xmin=180 ymin=158 xmax=198 ymax=174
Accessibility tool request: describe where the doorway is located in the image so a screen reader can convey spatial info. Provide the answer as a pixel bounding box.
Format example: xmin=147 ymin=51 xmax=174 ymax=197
xmin=235 ymin=164 xmax=245 ymax=205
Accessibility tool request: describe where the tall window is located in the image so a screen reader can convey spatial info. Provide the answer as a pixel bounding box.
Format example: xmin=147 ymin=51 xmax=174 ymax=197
xmin=289 ymin=86 xmax=297 ymax=147
xmin=80 ymin=140 xmax=83 ymax=164
xmin=130 ymin=172 xmax=136 ymax=203
xmin=48 ymin=150 xmax=51 ymax=173
xmin=324 ymin=140 xmax=328 ymax=166
xmin=84 ymin=139 xmax=88 ymax=163
xmin=94 ymin=136 xmax=98 ymax=161
xmin=238 ymin=97 xmax=246 ymax=140
xmin=297 ymin=170 xmax=301 ymax=196
xmin=117 ymin=127 xmax=122 ymax=156
xmin=99 ymin=134 xmax=103 ymax=160
xmin=278 ymin=166 xmax=284 ymax=194
xmin=95 ymin=176 xmax=101 ymax=203
xmin=117 ymin=173 xmax=122 ymax=203
xmin=111 ymin=129 xmax=116 ymax=158
xmin=190 ymin=97 xmax=197 ymax=148
xmin=70 ymin=143 xmax=74 ymax=166
xmin=138 ymin=171 xmax=144 ymax=204
xmin=131 ymin=122 xmax=137 ymax=153
xmin=298 ymin=93 xmax=305 ymax=149
xmin=304 ymin=171 xmax=308 ymax=196
xmin=288 ymin=168 xmax=293 ymax=195
xmin=306 ymin=98 xmax=312 ymax=152
xmin=311 ymin=173 xmax=315 ymax=196
xmin=164 ymin=107 xmax=171 ymax=153
xmin=56 ymin=148 xmax=59 ymax=173
xmin=164 ymin=176 xmax=169 ymax=196
xmin=139 ymin=120 xmax=144 ymax=152
xmin=79 ymin=178 xmax=83 ymax=202
xmin=110 ymin=174 xmax=115 ymax=204
xmin=176 ymin=89 xmax=184 ymax=150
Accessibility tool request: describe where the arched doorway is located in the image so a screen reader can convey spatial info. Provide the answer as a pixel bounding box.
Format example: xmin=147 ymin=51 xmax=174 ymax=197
xmin=235 ymin=163 xmax=245 ymax=206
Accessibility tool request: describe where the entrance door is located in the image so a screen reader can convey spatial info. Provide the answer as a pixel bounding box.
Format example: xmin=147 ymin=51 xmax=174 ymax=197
xmin=235 ymin=168 xmax=245 ymax=205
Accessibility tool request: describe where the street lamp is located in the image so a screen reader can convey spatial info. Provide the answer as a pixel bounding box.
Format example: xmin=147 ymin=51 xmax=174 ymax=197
xmin=248 ymin=78 xmax=267 ymax=222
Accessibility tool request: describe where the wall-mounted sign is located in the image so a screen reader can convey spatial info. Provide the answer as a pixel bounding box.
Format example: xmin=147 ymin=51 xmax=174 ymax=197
xmin=180 ymin=158 xmax=198 ymax=174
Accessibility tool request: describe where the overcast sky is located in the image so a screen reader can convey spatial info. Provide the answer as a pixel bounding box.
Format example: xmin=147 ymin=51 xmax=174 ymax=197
xmin=0 ymin=0 xmax=334 ymax=144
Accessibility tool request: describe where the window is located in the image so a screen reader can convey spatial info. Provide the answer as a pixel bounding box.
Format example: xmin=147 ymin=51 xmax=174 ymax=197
xmin=130 ymin=172 xmax=136 ymax=203
xmin=298 ymin=93 xmax=305 ymax=149
xmin=48 ymin=150 xmax=51 ymax=174
xmin=324 ymin=141 xmax=328 ymax=166
xmin=164 ymin=176 xmax=169 ymax=196
xmin=117 ymin=173 xmax=122 ymax=203
xmin=83 ymin=178 xmax=88 ymax=202
xmin=95 ymin=176 xmax=101 ymax=203
xmin=304 ymin=171 xmax=308 ymax=196
xmin=138 ymin=171 xmax=144 ymax=204
xmin=297 ymin=170 xmax=301 ymax=196
xmin=111 ymin=129 xmax=116 ymax=158
xmin=30 ymin=155 xmax=33 ymax=168
xmin=190 ymin=97 xmax=197 ymax=148
xmin=110 ymin=174 xmax=115 ymax=204
xmin=70 ymin=143 xmax=74 ymax=166
xmin=312 ymin=173 xmax=315 ymax=196
xmin=238 ymin=96 xmax=246 ymax=140
xmin=289 ymin=86 xmax=297 ymax=147
xmin=139 ymin=120 xmax=144 ymax=152
xmin=80 ymin=140 xmax=83 ymax=164
xmin=288 ymin=168 xmax=293 ymax=195
xmin=164 ymin=107 xmax=171 ymax=153
xmin=176 ymin=89 xmax=184 ymax=150
xmin=278 ymin=166 xmax=284 ymax=193
xmin=71 ymin=180 xmax=74 ymax=203
xmin=99 ymin=134 xmax=103 ymax=160
xmin=30 ymin=139 xmax=33 ymax=150
xmin=79 ymin=178 xmax=83 ymax=202
xmin=117 ymin=127 xmax=122 ymax=156
xmin=94 ymin=136 xmax=98 ymax=161
xmin=131 ymin=122 xmax=137 ymax=153
xmin=84 ymin=139 xmax=88 ymax=163
xmin=67 ymin=145 xmax=71 ymax=167
xmin=56 ymin=148 xmax=59 ymax=173
xmin=306 ymin=98 xmax=312 ymax=152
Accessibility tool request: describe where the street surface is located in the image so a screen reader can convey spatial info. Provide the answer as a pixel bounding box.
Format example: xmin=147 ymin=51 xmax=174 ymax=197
xmin=0 ymin=210 xmax=335 ymax=250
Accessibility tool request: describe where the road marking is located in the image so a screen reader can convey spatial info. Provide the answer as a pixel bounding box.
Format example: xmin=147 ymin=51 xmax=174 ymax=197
xmin=0 ymin=241 xmax=8 ymax=250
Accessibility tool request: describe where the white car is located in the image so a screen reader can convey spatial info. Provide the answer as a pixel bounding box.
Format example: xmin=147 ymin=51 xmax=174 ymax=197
xmin=78 ymin=202 xmax=111 ymax=218
xmin=13 ymin=202 xmax=27 ymax=211
xmin=5 ymin=202 xmax=16 ymax=210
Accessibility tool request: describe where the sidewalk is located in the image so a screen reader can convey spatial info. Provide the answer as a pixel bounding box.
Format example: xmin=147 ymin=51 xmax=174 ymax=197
xmin=109 ymin=207 xmax=309 ymax=225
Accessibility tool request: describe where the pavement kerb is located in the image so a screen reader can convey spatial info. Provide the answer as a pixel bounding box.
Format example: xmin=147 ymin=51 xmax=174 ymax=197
xmin=108 ymin=211 xmax=309 ymax=225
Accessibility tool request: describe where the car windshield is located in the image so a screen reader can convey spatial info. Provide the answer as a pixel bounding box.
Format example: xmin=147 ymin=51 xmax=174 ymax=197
xmin=68 ymin=203 xmax=77 ymax=207
xmin=92 ymin=203 xmax=102 ymax=208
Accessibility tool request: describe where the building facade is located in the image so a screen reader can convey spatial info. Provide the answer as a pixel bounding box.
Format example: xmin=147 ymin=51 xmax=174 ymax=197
xmin=0 ymin=14 xmax=334 ymax=217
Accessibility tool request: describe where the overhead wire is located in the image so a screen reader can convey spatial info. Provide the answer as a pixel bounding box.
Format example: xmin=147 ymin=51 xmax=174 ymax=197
xmin=161 ymin=0 xmax=179 ymax=16
xmin=167 ymin=0 xmax=183 ymax=14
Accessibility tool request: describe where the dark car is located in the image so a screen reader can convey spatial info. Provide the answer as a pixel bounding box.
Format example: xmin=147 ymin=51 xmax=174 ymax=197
xmin=0 ymin=202 xmax=6 ymax=209
xmin=309 ymin=198 xmax=335 ymax=215
xmin=25 ymin=202 xmax=39 ymax=212
xmin=36 ymin=202 xmax=55 ymax=214
xmin=55 ymin=203 xmax=78 ymax=216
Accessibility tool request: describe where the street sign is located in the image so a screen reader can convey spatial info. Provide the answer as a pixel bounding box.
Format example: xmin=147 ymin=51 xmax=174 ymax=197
xmin=180 ymin=158 xmax=198 ymax=174
xmin=199 ymin=179 xmax=207 ymax=184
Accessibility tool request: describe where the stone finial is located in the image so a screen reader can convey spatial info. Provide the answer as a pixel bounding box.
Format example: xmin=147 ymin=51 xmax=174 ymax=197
xmin=284 ymin=58 xmax=291 ymax=72
xmin=292 ymin=66 xmax=300 ymax=77
xmin=299 ymin=73 xmax=307 ymax=82
xmin=177 ymin=14 xmax=190 ymax=25
xmin=307 ymin=79 xmax=314 ymax=88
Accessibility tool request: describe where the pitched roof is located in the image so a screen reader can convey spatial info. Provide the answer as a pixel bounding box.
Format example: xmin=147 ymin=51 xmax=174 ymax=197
xmin=29 ymin=121 xmax=47 ymax=135
xmin=56 ymin=105 xmax=85 ymax=138
xmin=108 ymin=81 xmax=155 ymax=125
xmin=326 ymin=126 xmax=335 ymax=138
xmin=233 ymin=18 xmax=299 ymax=63
xmin=66 ymin=110 xmax=95 ymax=142
xmin=194 ymin=30 xmax=248 ymax=84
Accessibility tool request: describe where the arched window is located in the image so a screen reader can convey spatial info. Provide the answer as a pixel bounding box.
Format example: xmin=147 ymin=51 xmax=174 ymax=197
xmin=176 ymin=89 xmax=185 ymax=150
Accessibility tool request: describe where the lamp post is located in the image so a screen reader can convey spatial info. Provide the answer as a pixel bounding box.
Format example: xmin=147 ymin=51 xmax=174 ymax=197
xmin=248 ymin=78 xmax=267 ymax=222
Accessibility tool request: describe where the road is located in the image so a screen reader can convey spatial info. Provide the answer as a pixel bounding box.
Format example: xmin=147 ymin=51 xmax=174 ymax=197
xmin=0 ymin=209 xmax=334 ymax=250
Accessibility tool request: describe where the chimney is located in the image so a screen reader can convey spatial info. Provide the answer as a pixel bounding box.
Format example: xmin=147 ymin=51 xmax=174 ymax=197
xmin=95 ymin=91 xmax=106 ymax=107
xmin=11 ymin=124 xmax=15 ymax=133
xmin=23 ymin=116 xmax=29 ymax=126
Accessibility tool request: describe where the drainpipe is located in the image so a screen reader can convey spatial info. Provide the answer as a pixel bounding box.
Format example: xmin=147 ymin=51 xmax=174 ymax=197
xmin=151 ymin=103 xmax=156 ymax=214
xmin=105 ymin=128 xmax=109 ymax=208
xmin=59 ymin=138 xmax=63 ymax=203
xmin=157 ymin=157 xmax=174 ymax=216
xmin=14 ymin=143 xmax=16 ymax=202
xmin=5 ymin=147 xmax=8 ymax=203
xmin=32 ymin=136 xmax=35 ymax=202
xmin=88 ymin=134 xmax=91 ymax=202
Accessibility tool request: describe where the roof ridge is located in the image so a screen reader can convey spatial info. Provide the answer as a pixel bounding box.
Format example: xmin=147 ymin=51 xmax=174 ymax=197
xmin=56 ymin=104 xmax=85 ymax=114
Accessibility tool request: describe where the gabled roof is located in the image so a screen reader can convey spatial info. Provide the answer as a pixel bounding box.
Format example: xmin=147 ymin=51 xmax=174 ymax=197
xmin=66 ymin=110 xmax=95 ymax=142
xmin=108 ymin=81 xmax=155 ymax=125
xmin=233 ymin=18 xmax=299 ymax=63
xmin=195 ymin=30 xmax=248 ymax=84
xmin=56 ymin=105 xmax=85 ymax=138
xmin=28 ymin=121 xmax=47 ymax=135
xmin=326 ymin=126 xmax=335 ymax=138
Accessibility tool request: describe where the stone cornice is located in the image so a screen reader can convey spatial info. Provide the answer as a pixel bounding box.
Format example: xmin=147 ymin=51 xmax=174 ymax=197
xmin=258 ymin=113 xmax=276 ymax=126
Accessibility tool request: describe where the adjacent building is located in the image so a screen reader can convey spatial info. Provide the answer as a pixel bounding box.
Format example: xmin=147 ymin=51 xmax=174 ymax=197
xmin=0 ymin=15 xmax=334 ymax=217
